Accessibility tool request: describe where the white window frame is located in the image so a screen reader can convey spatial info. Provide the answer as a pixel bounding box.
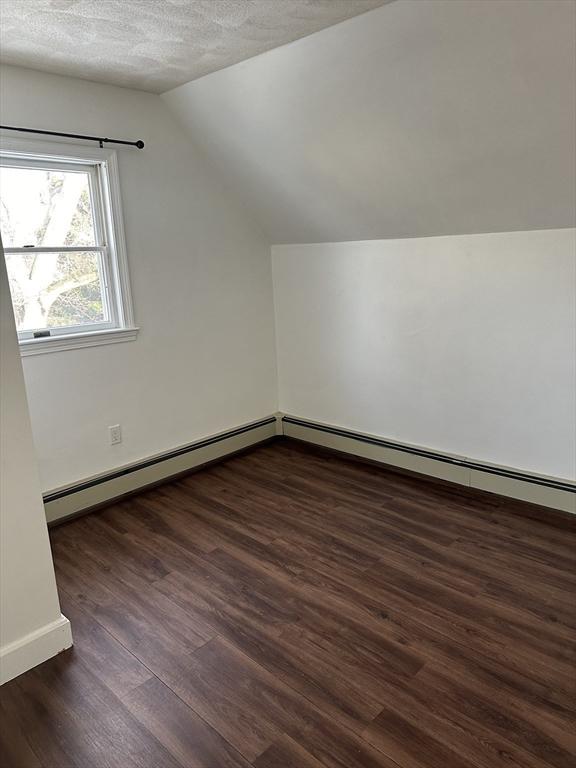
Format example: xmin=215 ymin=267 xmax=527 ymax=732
xmin=0 ymin=137 xmax=138 ymax=355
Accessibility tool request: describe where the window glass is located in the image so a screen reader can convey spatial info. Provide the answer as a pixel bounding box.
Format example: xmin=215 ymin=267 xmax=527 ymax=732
xmin=0 ymin=165 xmax=97 ymax=248
xmin=5 ymin=250 xmax=108 ymax=332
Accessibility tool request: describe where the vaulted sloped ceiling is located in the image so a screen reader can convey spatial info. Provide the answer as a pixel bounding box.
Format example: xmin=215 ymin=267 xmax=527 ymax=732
xmin=163 ymin=0 xmax=576 ymax=244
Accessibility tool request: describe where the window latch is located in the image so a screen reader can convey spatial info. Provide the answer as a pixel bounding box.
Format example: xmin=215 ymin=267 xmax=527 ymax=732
xmin=33 ymin=330 xmax=51 ymax=339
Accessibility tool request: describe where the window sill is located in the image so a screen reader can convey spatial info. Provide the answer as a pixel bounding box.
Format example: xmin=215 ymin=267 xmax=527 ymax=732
xmin=19 ymin=327 xmax=139 ymax=357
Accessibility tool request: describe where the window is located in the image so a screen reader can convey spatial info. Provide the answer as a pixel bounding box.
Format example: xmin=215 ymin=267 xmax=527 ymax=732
xmin=0 ymin=140 xmax=137 ymax=354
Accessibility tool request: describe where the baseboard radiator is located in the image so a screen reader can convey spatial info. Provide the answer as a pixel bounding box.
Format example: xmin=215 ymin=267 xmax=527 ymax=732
xmin=281 ymin=415 xmax=575 ymax=514
xmin=43 ymin=412 xmax=574 ymax=524
xmin=44 ymin=416 xmax=279 ymax=524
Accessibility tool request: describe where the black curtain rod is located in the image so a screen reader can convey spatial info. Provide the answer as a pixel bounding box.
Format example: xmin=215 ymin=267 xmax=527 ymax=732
xmin=0 ymin=125 xmax=144 ymax=149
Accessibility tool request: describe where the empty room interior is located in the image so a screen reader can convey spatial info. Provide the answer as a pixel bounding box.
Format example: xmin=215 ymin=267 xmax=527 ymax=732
xmin=0 ymin=0 xmax=575 ymax=766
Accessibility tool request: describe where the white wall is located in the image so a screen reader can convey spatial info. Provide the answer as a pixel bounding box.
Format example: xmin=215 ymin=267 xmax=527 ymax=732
xmin=164 ymin=0 xmax=576 ymax=243
xmin=273 ymin=229 xmax=576 ymax=480
xmin=0 ymin=65 xmax=278 ymax=493
xmin=1 ymin=250 xmax=71 ymax=683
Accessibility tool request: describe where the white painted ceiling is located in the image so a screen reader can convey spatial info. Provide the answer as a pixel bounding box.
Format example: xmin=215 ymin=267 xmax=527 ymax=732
xmin=164 ymin=0 xmax=576 ymax=243
xmin=0 ymin=0 xmax=390 ymax=93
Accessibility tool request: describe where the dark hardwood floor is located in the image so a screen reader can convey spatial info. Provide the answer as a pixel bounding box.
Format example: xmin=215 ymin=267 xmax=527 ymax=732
xmin=1 ymin=439 xmax=575 ymax=768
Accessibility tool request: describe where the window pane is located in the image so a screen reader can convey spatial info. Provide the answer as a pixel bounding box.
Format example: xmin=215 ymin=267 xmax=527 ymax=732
xmin=5 ymin=251 xmax=108 ymax=332
xmin=0 ymin=165 xmax=97 ymax=248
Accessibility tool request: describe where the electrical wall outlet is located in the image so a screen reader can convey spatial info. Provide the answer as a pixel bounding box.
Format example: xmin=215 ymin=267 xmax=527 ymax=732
xmin=109 ymin=424 xmax=122 ymax=445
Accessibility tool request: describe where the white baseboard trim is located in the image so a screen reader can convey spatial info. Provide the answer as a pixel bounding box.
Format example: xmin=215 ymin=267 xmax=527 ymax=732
xmin=0 ymin=614 xmax=73 ymax=685
xmin=281 ymin=415 xmax=575 ymax=514
xmin=44 ymin=415 xmax=280 ymax=524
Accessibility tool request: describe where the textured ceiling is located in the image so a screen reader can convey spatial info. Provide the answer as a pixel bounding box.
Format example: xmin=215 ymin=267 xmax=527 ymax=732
xmin=0 ymin=0 xmax=390 ymax=93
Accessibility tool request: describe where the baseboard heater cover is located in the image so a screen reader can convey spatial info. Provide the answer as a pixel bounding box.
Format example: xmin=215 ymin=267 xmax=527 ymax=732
xmin=281 ymin=416 xmax=575 ymax=514
xmin=44 ymin=416 xmax=278 ymax=524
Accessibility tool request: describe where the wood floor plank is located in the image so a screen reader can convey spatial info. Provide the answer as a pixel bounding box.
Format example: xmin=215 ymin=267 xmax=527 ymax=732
xmin=209 ymin=524 xmax=575 ymax=698
xmin=363 ymin=707 xmax=473 ymax=768
xmin=364 ymin=558 xmax=576 ymax=662
xmin=0 ymin=650 xmax=182 ymax=768
xmin=153 ymin=569 xmax=386 ymax=735
xmin=53 ymin=542 xmax=214 ymax=672
xmin=160 ymin=636 xmax=397 ymax=768
xmin=0 ymin=699 xmax=43 ymax=768
xmin=363 ymin=696 xmax=550 ymax=768
xmin=2 ymin=439 xmax=573 ymax=768
xmin=57 ymin=591 xmax=153 ymax=698
xmin=120 ymin=677 xmax=253 ymax=768
xmin=262 ymin=441 xmax=575 ymax=551
xmin=252 ymin=734 xmax=329 ymax=768
xmin=412 ymin=664 xmax=576 ymax=768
